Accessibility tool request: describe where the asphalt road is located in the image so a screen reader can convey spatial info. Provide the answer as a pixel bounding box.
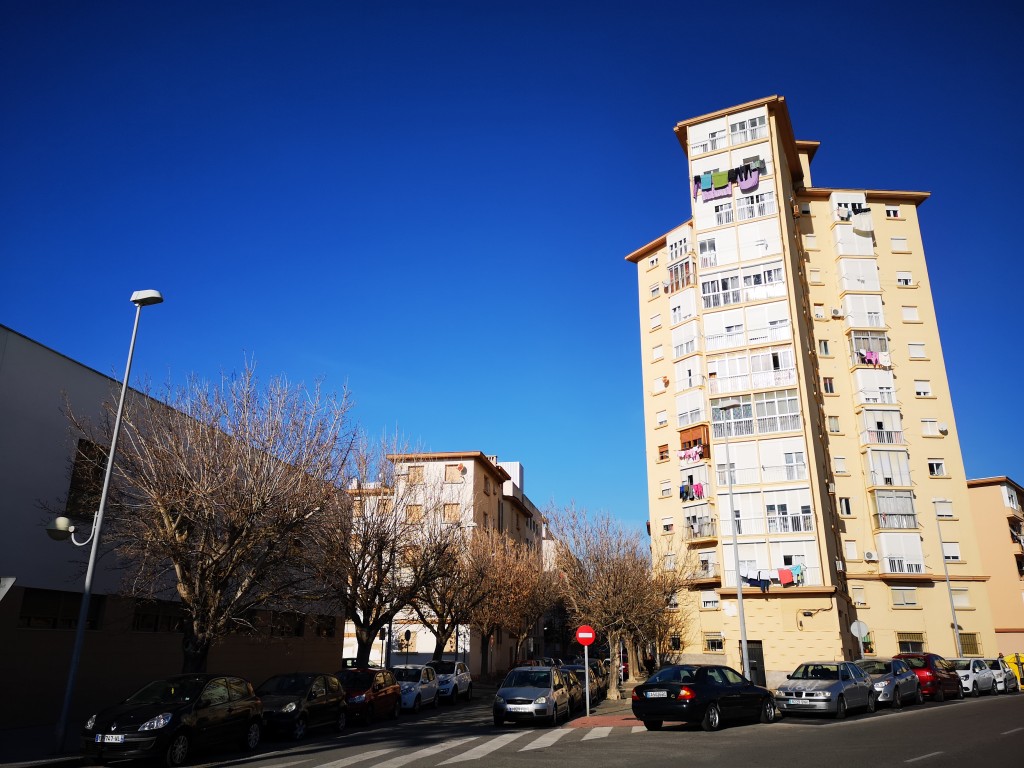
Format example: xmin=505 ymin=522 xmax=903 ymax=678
xmin=175 ymin=691 xmax=1024 ymax=768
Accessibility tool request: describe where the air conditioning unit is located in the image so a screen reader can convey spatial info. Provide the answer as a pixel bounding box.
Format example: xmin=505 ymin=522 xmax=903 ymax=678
xmin=662 ymin=281 xmax=670 ymax=291
xmin=864 ymin=550 xmax=879 ymax=562
xmin=831 ymin=308 xmax=844 ymax=318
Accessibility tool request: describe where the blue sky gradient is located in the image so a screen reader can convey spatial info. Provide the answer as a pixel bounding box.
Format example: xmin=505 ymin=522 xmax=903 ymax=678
xmin=3 ymin=1 xmax=1021 ymax=530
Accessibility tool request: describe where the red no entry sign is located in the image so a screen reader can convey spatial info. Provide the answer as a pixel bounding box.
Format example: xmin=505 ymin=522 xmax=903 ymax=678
xmin=575 ymin=625 xmax=596 ymax=646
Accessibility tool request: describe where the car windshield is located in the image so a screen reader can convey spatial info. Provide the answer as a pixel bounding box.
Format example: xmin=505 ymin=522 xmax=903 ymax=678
xmin=257 ymin=674 xmax=314 ymax=696
xmin=340 ymin=671 xmax=373 ymax=690
xmin=900 ymin=656 xmax=926 ymax=669
xmin=502 ymin=670 xmax=551 ymax=689
xmin=392 ymin=668 xmax=423 ymax=682
xmin=647 ymin=666 xmax=696 ymax=684
xmin=791 ymin=664 xmax=840 ymax=680
xmin=857 ymin=661 xmax=891 ymax=675
xmin=952 ymin=660 xmax=972 ymax=670
xmin=126 ymin=678 xmax=207 ymax=705
xmin=987 ymin=660 xmax=1002 ymax=670
xmin=428 ymin=662 xmax=456 ymax=674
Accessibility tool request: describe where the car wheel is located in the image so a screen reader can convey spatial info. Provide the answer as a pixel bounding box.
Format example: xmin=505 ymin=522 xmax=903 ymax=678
xmin=643 ymin=720 xmax=663 ymax=731
xmin=450 ymin=687 xmax=459 ymax=705
xmin=548 ymin=706 xmax=559 ymax=728
xmin=391 ymin=699 xmax=401 ymax=719
xmin=914 ymin=685 xmax=924 ymax=705
xmin=866 ymin=693 xmax=877 ymax=714
xmin=759 ymin=697 xmax=777 ymax=723
xmin=971 ymin=682 xmax=979 ymax=697
xmin=956 ymin=683 xmax=965 ymax=700
xmin=465 ymin=684 xmax=473 ymax=702
xmin=701 ymin=702 xmax=722 ymax=731
xmin=291 ymin=716 xmax=307 ymax=741
xmin=493 ymin=715 xmax=503 ymax=726
xmin=336 ymin=709 xmax=347 ymax=732
xmin=934 ymin=685 xmax=945 ymax=702
xmin=242 ymin=719 xmax=261 ymax=751
xmin=988 ymin=681 xmax=998 ymax=696
xmin=412 ymin=696 xmax=420 ymax=714
xmin=834 ymin=695 xmax=847 ymax=720
xmin=164 ymin=732 xmax=189 ymax=768
xmin=892 ymin=686 xmax=902 ymax=710
xmin=433 ymin=691 xmax=440 ymax=708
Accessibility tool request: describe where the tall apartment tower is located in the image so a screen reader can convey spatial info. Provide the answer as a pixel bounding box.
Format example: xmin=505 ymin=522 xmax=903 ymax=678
xmin=625 ymin=96 xmax=995 ymax=685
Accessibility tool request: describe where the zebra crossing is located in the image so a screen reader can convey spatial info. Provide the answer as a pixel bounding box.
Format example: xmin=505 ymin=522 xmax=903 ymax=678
xmin=246 ymin=725 xmax=644 ymax=768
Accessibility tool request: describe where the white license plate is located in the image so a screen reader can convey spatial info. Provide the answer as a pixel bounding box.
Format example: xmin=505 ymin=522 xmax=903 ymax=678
xmin=97 ymin=735 xmax=125 ymax=743
xmin=646 ymin=691 xmax=668 ymax=698
xmin=507 ymin=704 xmax=532 ymax=712
xmin=788 ymin=699 xmax=812 ymax=705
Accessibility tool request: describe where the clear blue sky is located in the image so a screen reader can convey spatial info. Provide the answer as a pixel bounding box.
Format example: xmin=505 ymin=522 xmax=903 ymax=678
xmin=3 ymin=1 xmax=1021 ymax=531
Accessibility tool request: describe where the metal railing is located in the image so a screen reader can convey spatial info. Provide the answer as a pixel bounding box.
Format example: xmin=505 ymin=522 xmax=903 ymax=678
xmin=761 ymin=463 xmax=808 ymax=482
xmin=751 ymin=368 xmax=796 ymax=388
xmin=722 ymin=565 xmax=822 ymax=588
xmin=700 ymin=252 xmax=718 ymax=268
xmin=736 ymin=197 xmax=777 ymax=221
xmin=883 ymin=558 xmax=925 ymax=574
xmin=869 ymin=470 xmax=912 ymax=487
xmin=767 ymin=514 xmax=814 ymax=533
xmin=715 ymin=208 xmax=734 ymax=226
xmin=690 ymin=135 xmax=727 ymax=154
xmin=715 ymin=467 xmax=759 ymax=486
xmin=713 ymin=418 xmax=755 ymax=438
xmin=683 ymin=520 xmax=717 ymax=540
xmin=873 ymin=513 xmax=919 ymax=530
xmin=756 ymin=413 xmax=801 ymax=434
xmin=742 ymin=281 xmax=787 ymax=302
xmin=856 ymin=388 xmax=897 ymax=404
xmin=702 ymin=290 xmax=743 ymax=309
xmin=720 ymin=516 xmax=766 ymax=536
xmin=861 ymin=429 xmax=905 ymax=445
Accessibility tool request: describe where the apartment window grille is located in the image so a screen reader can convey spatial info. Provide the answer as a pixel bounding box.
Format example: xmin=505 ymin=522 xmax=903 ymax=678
xmin=897 ymin=632 xmax=925 ymax=653
xmin=714 ymin=202 xmax=734 ymax=226
xmin=701 ymin=275 xmax=742 ymax=309
xmin=959 ymin=633 xmax=981 ymax=656
xmin=698 ymin=237 xmax=718 ymax=268
xmin=703 ymin=632 xmax=725 ymax=653
xmin=737 ymin=191 xmax=777 ymax=221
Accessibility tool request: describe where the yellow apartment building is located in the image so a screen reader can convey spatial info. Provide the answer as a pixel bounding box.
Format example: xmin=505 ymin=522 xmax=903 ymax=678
xmin=625 ymin=96 xmax=995 ymax=687
xmin=966 ymin=477 xmax=1024 ymax=655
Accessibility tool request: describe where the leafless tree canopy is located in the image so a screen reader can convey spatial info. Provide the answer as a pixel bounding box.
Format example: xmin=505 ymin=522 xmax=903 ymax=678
xmin=68 ymin=362 xmax=354 ymax=671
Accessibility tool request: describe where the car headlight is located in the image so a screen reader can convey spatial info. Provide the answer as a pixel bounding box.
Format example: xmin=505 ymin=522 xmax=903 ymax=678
xmin=138 ymin=713 xmax=173 ymax=731
xmin=282 ymin=701 xmax=297 ymax=713
xmin=85 ymin=715 xmax=97 ymax=730
xmin=873 ymin=682 xmax=888 ymax=691
xmin=494 ymin=695 xmax=505 ymax=705
xmin=808 ymin=691 xmax=831 ymax=699
xmin=348 ymin=694 xmax=366 ymax=704
xmin=534 ymin=696 xmax=548 ymax=705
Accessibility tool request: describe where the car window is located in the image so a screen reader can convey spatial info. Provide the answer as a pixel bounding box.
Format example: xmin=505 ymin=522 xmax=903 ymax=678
xmin=374 ymin=672 xmax=385 ymax=688
xmin=311 ymin=676 xmax=326 ymax=697
xmin=227 ymin=677 xmax=251 ymax=701
xmin=649 ymin=666 xmax=696 ymax=684
xmin=720 ymin=667 xmax=744 ymax=685
xmin=328 ymin=675 xmax=341 ymax=693
xmin=201 ymin=678 xmax=230 ymax=706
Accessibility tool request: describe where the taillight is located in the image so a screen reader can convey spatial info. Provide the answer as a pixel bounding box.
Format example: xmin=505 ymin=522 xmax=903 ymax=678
xmin=631 ymin=689 xmax=640 ymax=701
xmin=677 ymin=686 xmax=696 ymax=700
xmin=919 ymin=670 xmax=934 ymax=681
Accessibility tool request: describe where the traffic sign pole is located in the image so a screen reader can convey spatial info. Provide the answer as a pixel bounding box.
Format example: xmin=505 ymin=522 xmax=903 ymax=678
xmin=575 ymin=625 xmax=596 ymax=717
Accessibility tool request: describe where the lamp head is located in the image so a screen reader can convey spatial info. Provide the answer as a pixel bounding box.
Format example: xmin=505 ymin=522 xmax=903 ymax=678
xmin=47 ymin=516 xmax=74 ymax=542
xmin=130 ymin=289 xmax=164 ymax=307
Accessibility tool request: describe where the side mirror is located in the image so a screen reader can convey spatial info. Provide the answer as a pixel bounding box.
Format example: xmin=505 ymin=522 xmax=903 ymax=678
xmin=196 ymin=699 xmax=212 ymax=710
xmin=786 ymin=674 xmax=792 ymax=679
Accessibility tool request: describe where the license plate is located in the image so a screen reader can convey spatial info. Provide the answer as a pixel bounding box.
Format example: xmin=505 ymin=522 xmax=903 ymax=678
xmin=789 ymin=699 xmax=812 ymax=705
xmin=646 ymin=691 xmax=668 ymax=698
xmin=97 ymin=735 xmax=124 ymax=743
xmin=507 ymin=704 xmax=532 ymax=712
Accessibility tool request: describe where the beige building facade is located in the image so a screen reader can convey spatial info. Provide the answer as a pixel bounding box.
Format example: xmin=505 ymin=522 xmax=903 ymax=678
xmin=626 ymin=96 xmax=995 ymax=687
xmin=966 ymin=477 xmax=1024 ymax=655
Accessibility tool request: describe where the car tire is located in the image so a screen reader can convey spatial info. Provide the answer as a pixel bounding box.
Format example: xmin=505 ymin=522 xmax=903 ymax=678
xmin=548 ymin=706 xmax=559 ymax=728
xmin=892 ymin=686 xmax=902 ymax=710
xmin=956 ymin=683 xmax=965 ymax=700
xmin=934 ymin=685 xmax=945 ymax=703
xmin=391 ymin=699 xmax=401 ymax=719
xmin=411 ymin=696 xmax=420 ymax=714
xmin=989 ymin=681 xmax=998 ymax=696
xmin=759 ymin=697 xmax=777 ymax=723
xmin=493 ymin=715 xmax=503 ymax=726
xmin=834 ymin=695 xmax=847 ymax=719
xmin=242 ymin=719 xmax=261 ymax=751
xmin=971 ymin=682 xmax=979 ymax=697
xmin=363 ymin=704 xmax=374 ymax=726
xmin=336 ymin=709 xmax=347 ymax=732
xmin=701 ymin=702 xmax=722 ymax=731
xmin=866 ymin=693 xmax=877 ymax=714
xmin=644 ymin=720 xmax=663 ymax=731
xmin=914 ymin=685 xmax=924 ymax=705
xmin=291 ymin=716 xmax=307 ymax=741
xmin=164 ymin=732 xmax=189 ymax=768
xmin=465 ymin=684 xmax=473 ymax=702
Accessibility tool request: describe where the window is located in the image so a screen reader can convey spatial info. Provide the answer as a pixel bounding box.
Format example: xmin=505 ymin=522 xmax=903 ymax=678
xmin=800 ymin=202 xmax=812 ymax=215
xmin=65 ymin=439 xmax=105 ymax=521
xmin=658 ymin=444 xmax=669 ymax=462
xmin=951 ymin=588 xmax=970 ymax=608
xmin=834 ymin=456 xmax=848 ymax=473
xmin=648 ymin=255 xmax=659 ymax=268
xmin=701 ymin=590 xmax=719 ymax=609
xmin=823 ymin=377 xmax=835 ymax=394
xmin=896 ymin=270 xmax=914 ymax=286
xmin=652 ymin=344 xmax=664 ymax=361
xmin=444 ymin=464 xmax=462 ymax=483
xmin=661 ymin=516 xmax=674 ymax=533
xmin=650 ymin=283 xmax=661 ymax=299
xmin=828 ymin=416 xmax=841 ymax=433
xmin=960 ymin=633 xmax=981 ymax=656
xmin=891 ymin=237 xmax=909 ymax=251
xmin=897 ymin=632 xmax=925 ymax=653
xmin=406 ymin=504 xmax=423 ymax=524
xmin=844 ymin=540 xmax=858 ymax=559
xmin=908 ymin=343 xmax=927 ymax=359
xmin=885 ymin=205 xmax=900 ymax=218
xmin=861 ymin=632 xmax=876 ymax=655
xmin=18 ymin=588 xmax=105 ymax=630
xmin=660 ymin=480 xmax=672 ymax=497
xmin=901 ymin=306 xmax=920 ymax=322
xmin=851 ymin=585 xmax=866 ymax=606
xmin=656 ymin=410 xmax=668 ymax=427
xmin=914 ymin=380 xmax=932 ymax=397
xmin=922 ymin=419 xmax=939 ymax=436
xmin=729 ymin=115 xmax=767 ymax=143
xmin=892 ymin=587 xmax=918 ymax=607
xmin=839 ymin=497 xmax=853 ymax=517
xmin=714 ymin=202 xmax=734 ymax=226
xmin=443 ymin=503 xmax=461 ymax=523
xmin=807 ymin=269 xmax=822 ymax=285
xmin=804 ymin=233 xmax=818 ymax=249
xmin=667 ymin=592 xmax=679 ymax=609
xmin=703 ymin=632 xmax=724 ymax=653
xmin=818 ymin=339 xmax=831 ymax=356
xmin=664 ymin=552 xmax=676 ymax=571
xmin=314 ymin=615 xmax=337 ymax=638
xmin=934 ymin=500 xmax=954 ymax=518
xmin=737 ymin=191 xmax=776 ymax=220
xmin=929 ymin=459 xmax=947 ymax=477
xmin=270 ymin=611 xmax=305 ymax=637
xmin=408 ymin=466 xmax=424 ymax=484
xmin=484 ymin=476 xmax=491 ymax=495
xmin=670 ymin=635 xmax=681 ymax=651
xmin=650 ymin=313 xmax=662 ymax=330
xmin=813 ymin=303 xmax=825 ymax=319
xmin=942 ymin=542 xmax=961 ymax=562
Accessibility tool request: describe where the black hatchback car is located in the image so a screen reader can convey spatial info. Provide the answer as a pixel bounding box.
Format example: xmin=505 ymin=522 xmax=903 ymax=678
xmin=81 ymin=674 xmax=263 ymax=766
xmin=257 ymin=673 xmax=348 ymax=740
xmin=631 ymin=664 xmax=776 ymax=731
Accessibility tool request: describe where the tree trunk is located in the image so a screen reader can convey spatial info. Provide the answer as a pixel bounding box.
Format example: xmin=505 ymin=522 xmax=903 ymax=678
xmin=430 ymin=623 xmax=454 ymax=660
xmin=181 ymin=625 xmax=211 ymax=673
xmin=479 ymin=630 xmax=493 ymax=678
xmin=354 ymin=623 xmax=377 ymax=666
xmin=605 ymin=631 xmax=621 ymax=699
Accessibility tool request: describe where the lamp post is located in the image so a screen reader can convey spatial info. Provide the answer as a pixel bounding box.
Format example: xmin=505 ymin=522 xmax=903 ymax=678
xmin=719 ymin=399 xmax=750 ymax=680
xmin=49 ymin=290 xmax=163 ymax=752
xmin=934 ymin=503 xmax=963 ymax=657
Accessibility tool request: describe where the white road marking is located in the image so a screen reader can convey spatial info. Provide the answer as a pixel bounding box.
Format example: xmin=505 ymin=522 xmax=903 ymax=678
xmin=631 ymin=726 xmax=647 ymax=734
xmin=372 ymin=738 xmax=478 ymax=768
xmin=439 ymin=731 xmax=528 ymax=764
xmin=319 ymin=748 xmax=398 ymax=768
xmin=905 ymin=752 xmax=943 ymax=763
xmin=581 ymin=727 xmax=612 ymax=741
xmin=258 ymin=761 xmax=310 ymax=768
xmin=1002 ymin=727 xmax=1024 ymax=735
xmin=519 ymin=729 xmax=571 ymax=751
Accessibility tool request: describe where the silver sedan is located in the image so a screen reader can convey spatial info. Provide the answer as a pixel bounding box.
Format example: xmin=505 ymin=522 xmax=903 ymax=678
xmin=775 ymin=661 xmax=876 ymax=718
xmin=856 ymin=657 xmax=922 ymax=708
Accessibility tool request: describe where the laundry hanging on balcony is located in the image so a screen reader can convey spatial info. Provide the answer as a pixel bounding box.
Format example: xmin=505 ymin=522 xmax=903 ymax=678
xmin=692 ymin=160 xmax=767 ymax=200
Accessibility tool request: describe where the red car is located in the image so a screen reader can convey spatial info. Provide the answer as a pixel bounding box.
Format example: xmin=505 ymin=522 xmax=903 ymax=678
xmin=337 ymin=668 xmax=401 ymax=723
xmin=893 ymin=653 xmax=963 ymax=701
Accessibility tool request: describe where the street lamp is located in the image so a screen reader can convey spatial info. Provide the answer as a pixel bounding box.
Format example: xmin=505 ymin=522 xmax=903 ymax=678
xmin=933 ymin=502 xmax=963 ymax=657
xmin=719 ymin=399 xmax=750 ymax=680
xmin=50 ymin=289 xmax=163 ymax=752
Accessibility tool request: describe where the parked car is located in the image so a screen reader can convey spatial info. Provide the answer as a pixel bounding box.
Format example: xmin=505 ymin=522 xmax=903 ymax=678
xmin=561 ymin=664 xmax=601 ymax=707
xmin=426 ymin=660 xmax=473 ymax=703
xmin=855 ymin=658 xmax=922 ymax=709
xmin=256 ymin=672 xmax=347 ymax=740
xmin=81 ymin=674 xmax=262 ymax=767
xmin=392 ymin=664 xmax=439 ymax=712
xmin=493 ymin=666 xmax=571 ymax=726
xmin=985 ymin=658 xmax=1021 ymax=693
xmin=559 ymin=668 xmax=584 ymax=712
xmin=338 ymin=667 xmax=401 ymax=723
xmin=950 ymin=658 xmax=997 ymax=696
xmin=588 ymin=659 xmax=609 ymax=700
xmin=774 ymin=661 xmax=876 ymax=718
xmin=631 ymin=664 xmax=776 ymax=731
xmin=894 ymin=652 xmax=964 ymax=702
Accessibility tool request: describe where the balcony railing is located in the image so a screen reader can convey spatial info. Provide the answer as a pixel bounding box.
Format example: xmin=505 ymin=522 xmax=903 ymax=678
xmin=695 ymin=563 xmax=719 ymax=579
xmin=705 ymin=323 xmax=791 ymax=352
xmin=873 ymin=513 xmax=919 ymax=530
xmin=768 ymin=514 xmax=814 ymax=534
xmin=715 ymin=209 xmax=735 ymax=226
xmin=721 ymin=516 xmax=766 ymax=536
xmin=702 ymin=290 xmax=743 ymax=310
xmin=856 ymin=388 xmax=897 ymax=405
xmin=729 ymin=125 xmax=768 ymax=145
xmin=747 ymin=323 xmax=792 ymax=345
xmin=708 ymin=373 xmax=750 ymax=395
xmin=716 ymin=467 xmax=759 ymax=486
xmin=882 ymin=558 xmax=925 ymax=575
xmin=846 ymin=313 xmax=885 ymax=328
xmin=756 ymin=413 xmax=801 ymax=434
xmin=683 ymin=519 xmax=717 ymax=540
xmin=673 ymin=339 xmax=699 ymax=358
xmin=700 ymin=252 xmax=718 ymax=268
xmin=751 ymin=368 xmax=797 ymax=389
xmin=860 ymin=429 xmax=905 ymax=445
xmin=742 ymin=282 xmax=787 ymax=302
xmin=736 ymin=198 xmax=777 ymax=221
xmin=677 ymin=408 xmax=706 ymax=428
xmin=723 ymin=565 xmax=822 ymax=588
xmin=761 ymin=463 xmax=808 ymax=482
xmin=708 ymin=369 xmax=797 ymax=394
xmin=713 ymin=419 xmax=755 ymax=438
xmin=690 ymin=135 xmax=727 ymax=155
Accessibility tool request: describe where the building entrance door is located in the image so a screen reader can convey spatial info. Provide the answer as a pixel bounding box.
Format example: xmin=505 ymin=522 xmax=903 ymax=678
xmin=745 ymin=640 xmax=766 ymax=687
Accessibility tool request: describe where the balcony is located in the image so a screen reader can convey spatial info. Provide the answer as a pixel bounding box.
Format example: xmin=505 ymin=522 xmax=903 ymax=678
xmin=873 ymin=513 xmax=919 ymax=531
xmin=713 ymin=419 xmax=755 ymax=439
xmin=856 ymin=388 xmax=897 ymax=405
xmin=700 ymin=252 xmax=718 ymax=269
xmin=723 ymin=565 xmax=822 ymax=589
xmin=869 ymin=471 xmax=912 ymax=487
xmin=690 ymin=135 xmax=727 ymax=155
xmin=736 ymin=197 xmax=777 ymax=221
xmin=716 ymin=208 xmax=735 ymax=227
xmin=729 ymin=124 xmax=768 ymax=145
xmin=768 ymin=514 xmax=814 ymax=534
xmin=721 ymin=516 xmax=766 ymax=536
xmin=761 ymin=463 xmax=808 ymax=483
xmin=677 ymin=408 xmax=706 ymax=428
xmin=742 ymin=282 xmax=787 ymax=302
xmin=693 ymin=563 xmax=720 ymax=583
xmin=880 ymin=557 xmax=926 ymax=576
xmin=756 ymin=413 xmax=801 ymax=434
xmin=702 ymin=290 xmax=742 ymax=310
xmin=683 ymin=519 xmax=718 ymax=544
xmin=716 ymin=467 xmax=759 ymax=486
xmin=860 ymin=429 xmax=906 ymax=445
xmin=845 ymin=313 xmax=886 ymax=329
xmin=751 ymin=368 xmax=797 ymax=389
xmin=673 ymin=339 xmax=699 ymax=358
xmin=708 ymin=373 xmax=750 ymax=395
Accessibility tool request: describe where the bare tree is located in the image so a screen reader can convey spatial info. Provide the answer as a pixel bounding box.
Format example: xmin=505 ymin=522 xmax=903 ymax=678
xmin=67 ymin=362 xmax=354 ymax=672
xmin=549 ymin=503 xmax=691 ymax=698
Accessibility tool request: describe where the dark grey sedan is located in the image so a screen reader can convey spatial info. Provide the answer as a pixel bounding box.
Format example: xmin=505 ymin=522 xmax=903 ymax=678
xmin=856 ymin=658 xmax=922 ymax=709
